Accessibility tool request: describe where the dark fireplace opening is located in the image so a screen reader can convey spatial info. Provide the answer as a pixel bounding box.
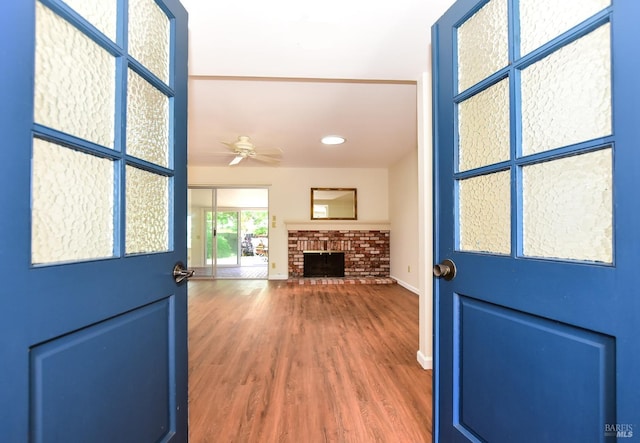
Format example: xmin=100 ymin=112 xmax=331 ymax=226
xmin=303 ymin=252 xmax=345 ymax=277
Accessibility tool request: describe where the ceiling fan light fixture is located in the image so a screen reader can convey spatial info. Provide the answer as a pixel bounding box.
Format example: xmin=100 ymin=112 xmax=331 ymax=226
xmin=321 ymin=135 xmax=345 ymax=145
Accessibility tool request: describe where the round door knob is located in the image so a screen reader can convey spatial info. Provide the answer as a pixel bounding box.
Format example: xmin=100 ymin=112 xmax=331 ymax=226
xmin=433 ymin=259 xmax=456 ymax=281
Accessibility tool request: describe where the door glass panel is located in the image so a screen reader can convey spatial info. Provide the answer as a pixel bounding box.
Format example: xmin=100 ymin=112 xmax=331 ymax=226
xmin=519 ymin=0 xmax=610 ymax=56
xmin=521 ymin=24 xmax=611 ymax=156
xmin=459 ymin=170 xmax=511 ymax=254
xmin=242 ymin=209 xmax=269 ymax=262
xmin=125 ymin=166 xmax=169 ymax=254
xmin=458 ymin=78 xmax=510 ymax=171
xmin=523 ymin=149 xmax=612 ymax=263
xmin=32 ymin=139 xmax=114 ymax=265
xmin=216 ymin=211 xmax=239 ymax=266
xmin=35 ymin=2 xmax=115 ymax=148
xmin=457 ymin=0 xmax=508 ymax=92
xmin=126 ymin=69 xmax=170 ymax=167
xmin=128 ymin=0 xmax=170 ymax=84
xmin=62 ymin=0 xmax=117 ymax=41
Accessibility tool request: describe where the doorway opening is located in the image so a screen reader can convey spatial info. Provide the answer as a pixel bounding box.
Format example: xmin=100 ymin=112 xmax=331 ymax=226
xmin=187 ymin=187 xmax=269 ymax=279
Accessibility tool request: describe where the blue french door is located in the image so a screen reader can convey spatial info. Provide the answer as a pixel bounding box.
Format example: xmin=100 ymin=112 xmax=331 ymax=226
xmin=433 ymin=0 xmax=639 ymax=441
xmin=0 ymin=1 xmax=189 ymax=441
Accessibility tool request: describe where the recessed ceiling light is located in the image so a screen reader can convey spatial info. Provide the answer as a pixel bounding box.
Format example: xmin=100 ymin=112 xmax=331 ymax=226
xmin=321 ymin=135 xmax=345 ymax=145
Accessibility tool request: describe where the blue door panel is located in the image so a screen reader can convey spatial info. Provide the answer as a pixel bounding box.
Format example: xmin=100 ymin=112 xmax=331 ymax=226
xmin=456 ymin=296 xmax=615 ymax=443
xmin=433 ymin=0 xmax=640 ymax=441
xmin=0 ymin=1 xmax=189 ymax=441
xmin=444 ymin=254 xmax=618 ymax=333
xmin=25 ymin=254 xmax=181 ymax=344
xmin=31 ymin=298 xmax=175 ymax=443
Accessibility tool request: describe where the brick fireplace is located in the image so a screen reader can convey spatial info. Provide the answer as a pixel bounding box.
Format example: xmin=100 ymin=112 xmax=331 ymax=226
xmin=288 ymin=230 xmax=390 ymax=278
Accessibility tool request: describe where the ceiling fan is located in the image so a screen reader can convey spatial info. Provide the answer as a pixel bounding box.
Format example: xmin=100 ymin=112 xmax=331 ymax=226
xmin=218 ymin=135 xmax=283 ymax=166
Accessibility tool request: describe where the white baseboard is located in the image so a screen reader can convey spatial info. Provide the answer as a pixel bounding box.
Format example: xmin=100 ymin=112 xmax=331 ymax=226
xmin=391 ymin=276 xmax=419 ymax=295
xmin=417 ymin=350 xmax=432 ymax=370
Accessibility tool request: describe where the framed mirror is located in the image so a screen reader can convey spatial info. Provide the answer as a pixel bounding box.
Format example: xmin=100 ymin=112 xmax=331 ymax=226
xmin=311 ymin=188 xmax=357 ymax=220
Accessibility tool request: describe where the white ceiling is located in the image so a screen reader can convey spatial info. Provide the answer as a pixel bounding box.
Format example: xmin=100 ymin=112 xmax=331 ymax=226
xmin=182 ymin=0 xmax=455 ymax=168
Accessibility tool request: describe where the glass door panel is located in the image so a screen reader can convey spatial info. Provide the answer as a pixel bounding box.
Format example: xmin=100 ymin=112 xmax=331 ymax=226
xmin=458 ymin=78 xmax=510 ymax=172
xmin=216 ymin=211 xmax=239 ymax=266
xmin=240 ymin=209 xmax=269 ymax=267
xmin=187 ymin=188 xmax=214 ymax=278
xmin=31 ymin=139 xmax=114 ymax=264
xmin=519 ymin=0 xmax=611 ymax=56
xmin=34 ymin=2 xmax=115 ymax=149
xmin=457 ymin=0 xmax=508 ymax=92
xmin=521 ymin=23 xmax=611 ymax=156
xmin=522 ymin=148 xmax=613 ymax=263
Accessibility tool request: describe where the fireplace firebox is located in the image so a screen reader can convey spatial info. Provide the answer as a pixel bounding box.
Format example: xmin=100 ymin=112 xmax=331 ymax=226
xmin=303 ymin=252 xmax=345 ymax=277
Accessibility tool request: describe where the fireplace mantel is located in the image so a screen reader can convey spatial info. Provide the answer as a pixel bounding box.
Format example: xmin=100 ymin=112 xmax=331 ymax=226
xmin=284 ymin=220 xmax=390 ymax=231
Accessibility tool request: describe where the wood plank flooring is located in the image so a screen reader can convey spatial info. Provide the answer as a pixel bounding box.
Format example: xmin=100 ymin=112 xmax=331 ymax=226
xmin=188 ymin=280 xmax=433 ymax=442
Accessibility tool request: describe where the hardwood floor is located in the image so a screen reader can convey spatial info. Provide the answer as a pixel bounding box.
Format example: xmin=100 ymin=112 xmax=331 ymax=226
xmin=188 ymin=280 xmax=433 ymax=442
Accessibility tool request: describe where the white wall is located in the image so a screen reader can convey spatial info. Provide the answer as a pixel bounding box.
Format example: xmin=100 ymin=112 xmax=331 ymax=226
xmin=188 ymin=166 xmax=389 ymax=279
xmin=389 ymin=148 xmax=419 ymax=293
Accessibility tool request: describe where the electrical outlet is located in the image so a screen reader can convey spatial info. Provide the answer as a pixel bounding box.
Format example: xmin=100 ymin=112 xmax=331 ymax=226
xmin=271 ymin=262 xmax=276 ymax=269
xmin=408 ymin=265 xmax=411 ymax=273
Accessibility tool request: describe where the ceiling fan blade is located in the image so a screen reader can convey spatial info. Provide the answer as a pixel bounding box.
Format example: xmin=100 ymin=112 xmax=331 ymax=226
xmin=220 ymin=141 xmax=240 ymax=152
xmin=208 ymin=151 xmax=238 ymax=156
xmin=253 ymin=148 xmax=283 ymax=157
xmin=229 ymin=155 xmax=243 ymax=166
xmin=253 ymin=154 xmax=280 ymax=164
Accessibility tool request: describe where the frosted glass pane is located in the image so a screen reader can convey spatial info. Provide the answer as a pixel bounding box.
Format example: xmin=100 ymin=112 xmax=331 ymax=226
xmin=32 ymin=139 xmax=114 ymax=265
xmin=128 ymin=0 xmax=170 ymax=84
xmin=459 ymin=79 xmax=510 ymax=171
xmin=126 ymin=166 xmax=169 ymax=254
xmin=127 ymin=69 xmax=170 ymax=167
xmin=520 ymin=0 xmax=610 ymax=55
xmin=523 ymin=149 xmax=612 ymax=263
xmin=35 ymin=2 xmax=115 ymax=148
xmin=521 ymin=24 xmax=611 ymax=156
xmin=458 ymin=0 xmax=509 ymax=92
xmin=62 ymin=0 xmax=117 ymax=41
xmin=459 ymin=171 xmax=511 ymax=254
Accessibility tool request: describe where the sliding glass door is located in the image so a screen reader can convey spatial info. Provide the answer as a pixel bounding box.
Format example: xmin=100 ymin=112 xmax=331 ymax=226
xmin=187 ymin=187 xmax=269 ymax=279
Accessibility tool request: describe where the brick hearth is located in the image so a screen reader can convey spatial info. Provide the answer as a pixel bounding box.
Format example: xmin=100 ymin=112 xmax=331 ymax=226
xmin=288 ymin=230 xmax=390 ymax=279
xmin=287 ymin=277 xmax=396 ymax=285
